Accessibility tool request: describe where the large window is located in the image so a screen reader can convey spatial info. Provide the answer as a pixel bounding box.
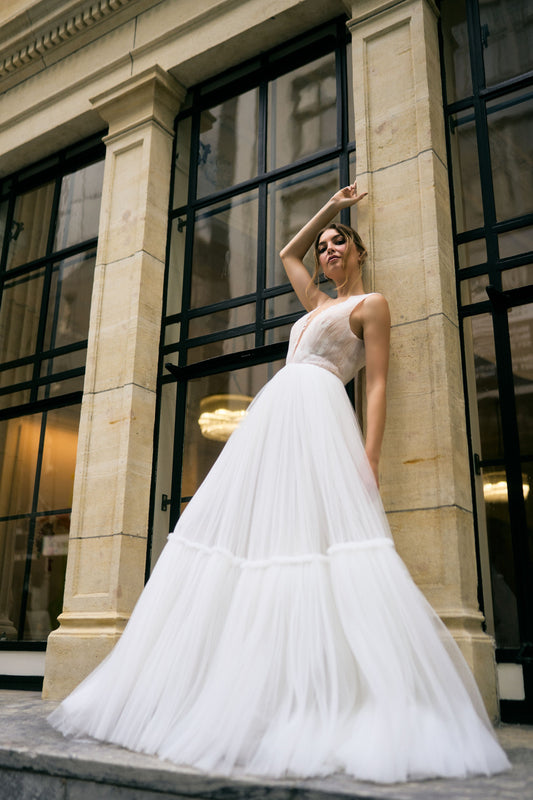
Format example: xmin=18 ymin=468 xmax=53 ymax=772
xmin=0 ymin=136 xmax=105 ymax=652
xmin=441 ymin=0 xmax=533 ymax=721
xmin=150 ymin=21 xmax=356 ymax=566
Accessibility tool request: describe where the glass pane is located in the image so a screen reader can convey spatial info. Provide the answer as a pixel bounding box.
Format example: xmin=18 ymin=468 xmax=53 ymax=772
xmin=457 ymin=238 xmax=487 ymax=269
xmin=266 ymin=292 xmax=304 ymax=320
xmin=264 ymin=323 xmax=293 ymax=345
xmin=186 ymin=333 xmax=256 ymax=364
xmin=267 ymin=162 xmax=339 ymax=288
xmin=480 ymin=0 xmax=533 ymax=87
xmin=173 ymin=116 xmax=192 ymax=209
xmin=0 ymin=200 xmax=8 ymax=249
xmin=151 ymin=381 xmax=177 ymax=568
xmin=181 ymin=360 xmax=284 ymax=498
xmin=38 ymin=349 xmax=86 ymax=400
xmin=0 ymin=269 xmax=44 ymax=363
xmin=164 ymin=322 xmax=181 ymax=347
xmin=509 ymin=302 xmax=533 ymax=456
xmin=488 ymin=90 xmax=533 ymax=223
xmin=53 ymin=160 xmax=104 ymax=251
xmin=37 ymin=405 xmax=81 ymax=511
xmin=190 ymin=191 xmax=258 ymax=308
xmin=499 ymin=226 xmax=533 ymax=259
xmin=0 ymin=369 xmax=32 ymax=410
xmin=43 ymin=250 xmax=96 ymax=351
xmin=523 ymin=461 xmax=533 ymax=539
xmin=166 ymin=216 xmax=187 ymax=317
xmin=196 ymin=89 xmax=259 ymax=198
xmin=189 ymin=304 xmax=256 ymax=339
xmin=1 ymin=518 xmax=30 ymax=638
xmin=482 ymin=486 xmax=521 ymax=648
xmin=502 ymin=263 xmax=533 ymax=290
xmin=449 ymin=111 xmax=484 ymax=233
xmin=6 ymin=182 xmax=55 ymax=270
xmin=23 ymin=513 xmax=70 ymax=640
xmin=465 ymin=314 xmax=503 ymax=460
xmin=346 ymin=42 xmax=355 ymax=143
xmin=440 ymin=0 xmax=472 ymax=103
xmin=268 ymin=52 xmax=337 ymax=170
xmin=0 ymin=414 xmax=41 ymax=517
xmin=460 ymin=274 xmax=488 ymax=305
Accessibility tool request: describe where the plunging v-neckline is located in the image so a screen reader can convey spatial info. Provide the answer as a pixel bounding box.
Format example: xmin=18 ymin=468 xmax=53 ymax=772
xmin=293 ymin=295 xmax=364 ymax=354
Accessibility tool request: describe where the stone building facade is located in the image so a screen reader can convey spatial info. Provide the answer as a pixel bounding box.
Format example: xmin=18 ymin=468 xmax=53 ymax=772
xmin=0 ymin=0 xmax=531 ymax=723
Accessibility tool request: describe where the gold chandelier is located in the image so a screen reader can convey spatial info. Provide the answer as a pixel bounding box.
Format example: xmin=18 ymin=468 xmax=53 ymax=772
xmin=198 ymin=394 xmax=253 ymax=442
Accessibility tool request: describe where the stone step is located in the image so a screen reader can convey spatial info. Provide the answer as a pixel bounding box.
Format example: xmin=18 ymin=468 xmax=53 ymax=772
xmin=1 ymin=691 xmax=532 ymax=800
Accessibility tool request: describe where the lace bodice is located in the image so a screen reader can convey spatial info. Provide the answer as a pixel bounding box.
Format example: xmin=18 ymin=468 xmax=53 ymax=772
xmin=286 ymin=294 xmax=373 ymax=384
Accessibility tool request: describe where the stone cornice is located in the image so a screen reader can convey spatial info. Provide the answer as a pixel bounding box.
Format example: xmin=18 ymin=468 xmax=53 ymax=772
xmin=0 ymin=0 xmax=135 ymax=82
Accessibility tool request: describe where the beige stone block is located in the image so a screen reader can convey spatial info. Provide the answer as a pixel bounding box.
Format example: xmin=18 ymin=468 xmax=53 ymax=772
xmin=69 ymin=383 xmax=157 ymax=540
xmin=388 ymin=505 xmax=479 ymax=608
xmin=349 ymin=0 xmax=446 ymax=172
xmin=63 ymin=533 xmax=147 ymax=616
xmin=43 ymin=622 xmax=124 ymax=700
xmin=84 ymin=251 xmax=165 ymax=393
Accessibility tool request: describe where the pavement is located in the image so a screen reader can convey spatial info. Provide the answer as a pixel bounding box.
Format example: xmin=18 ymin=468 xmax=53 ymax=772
xmin=0 ymin=690 xmax=532 ymax=799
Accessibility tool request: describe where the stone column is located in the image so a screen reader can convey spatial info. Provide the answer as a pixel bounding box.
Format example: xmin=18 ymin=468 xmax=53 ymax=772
xmin=43 ymin=66 xmax=186 ymax=699
xmin=346 ymin=0 xmax=499 ymax=717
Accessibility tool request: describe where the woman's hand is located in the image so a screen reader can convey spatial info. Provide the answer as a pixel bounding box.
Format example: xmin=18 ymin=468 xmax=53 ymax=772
xmin=330 ymin=181 xmax=368 ymax=210
xmin=279 ymin=179 xmax=368 ymax=310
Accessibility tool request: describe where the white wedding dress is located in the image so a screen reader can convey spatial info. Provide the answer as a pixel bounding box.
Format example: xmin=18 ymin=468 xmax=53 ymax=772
xmin=49 ymin=294 xmax=510 ymax=783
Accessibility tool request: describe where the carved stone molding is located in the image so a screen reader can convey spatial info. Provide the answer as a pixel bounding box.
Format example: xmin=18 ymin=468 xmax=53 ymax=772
xmin=0 ymin=0 xmax=134 ymax=80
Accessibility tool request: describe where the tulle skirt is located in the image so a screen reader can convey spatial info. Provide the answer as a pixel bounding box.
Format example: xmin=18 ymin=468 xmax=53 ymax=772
xmin=48 ymin=363 xmax=510 ymax=782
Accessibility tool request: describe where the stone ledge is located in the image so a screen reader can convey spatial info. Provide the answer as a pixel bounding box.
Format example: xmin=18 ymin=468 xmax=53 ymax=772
xmin=1 ymin=691 xmax=532 ymax=800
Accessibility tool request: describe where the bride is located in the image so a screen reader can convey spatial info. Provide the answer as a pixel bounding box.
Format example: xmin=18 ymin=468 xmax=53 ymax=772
xmin=49 ymin=182 xmax=510 ymax=783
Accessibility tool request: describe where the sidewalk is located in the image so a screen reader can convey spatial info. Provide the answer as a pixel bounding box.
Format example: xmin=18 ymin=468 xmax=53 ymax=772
xmin=0 ymin=690 xmax=532 ymax=799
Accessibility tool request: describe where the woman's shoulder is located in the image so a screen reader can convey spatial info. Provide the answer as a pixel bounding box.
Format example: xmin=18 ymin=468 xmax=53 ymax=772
xmin=349 ymin=292 xmax=390 ymax=326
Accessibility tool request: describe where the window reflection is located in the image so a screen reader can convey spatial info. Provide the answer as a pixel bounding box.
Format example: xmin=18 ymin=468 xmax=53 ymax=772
xmin=6 ymin=183 xmax=55 ymax=271
xmin=268 ymin=53 xmax=337 ymax=170
xmin=267 ymin=164 xmax=338 ymax=287
xmin=53 ymin=161 xmax=105 ymax=250
xmin=509 ymin=303 xmax=533 ymax=457
xmin=441 ymin=0 xmax=472 ymax=103
xmin=488 ymin=91 xmax=533 ymax=223
xmin=190 ymin=192 xmax=258 ymax=308
xmin=449 ymin=112 xmax=484 ymax=233
xmin=173 ymin=117 xmax=192 ymax=209
xmin=468 ymin=314 xmax=504 ymax=460
xmin=0 ymin=414 xmax=41 ymax=518
xmin=43 ymin=250 xmax=96 ymax=350
xmin=181 ymin=362 xmax=284 ymax=500
xmin=480 ymin=0 xmax=533 ymax=87
xmin=0 ymin=270 xmax=45 ymax=365
xmin=197 ymin=89 xmax=259 ymax=198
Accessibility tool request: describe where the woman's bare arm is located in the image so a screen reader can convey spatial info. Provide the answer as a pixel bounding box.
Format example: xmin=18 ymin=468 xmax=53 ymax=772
xmin=351 ymin=294 xmax=391 ymax=486
xmin=279 ymin=181 xmax=367 ymax=311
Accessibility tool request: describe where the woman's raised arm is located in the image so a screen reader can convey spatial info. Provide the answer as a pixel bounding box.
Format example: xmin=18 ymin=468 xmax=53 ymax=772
xmin=279 ymin=181 xmax=367 ymax=311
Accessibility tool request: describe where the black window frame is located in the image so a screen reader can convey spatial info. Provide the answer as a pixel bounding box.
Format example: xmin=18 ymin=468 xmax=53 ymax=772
xmin=439 ymin=0 xmax=533 ymax=723
xmin=0 ymin=132 xmax=106 ymax=652
xmin=147 ymin=18 xmax=355 ymax=574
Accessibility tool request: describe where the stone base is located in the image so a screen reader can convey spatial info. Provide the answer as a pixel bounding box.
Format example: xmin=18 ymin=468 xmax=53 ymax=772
xmin=441 ymin=611 xmax=500 ymax=722
xmin=42 ymin=613 xmax=129 ymax=700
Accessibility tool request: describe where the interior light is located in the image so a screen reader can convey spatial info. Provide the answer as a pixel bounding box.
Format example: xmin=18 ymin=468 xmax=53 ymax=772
xmin=483 ymin=471 xmax=530 ymax=503
xmin=198 ymin=394 xmax=253 ymax=442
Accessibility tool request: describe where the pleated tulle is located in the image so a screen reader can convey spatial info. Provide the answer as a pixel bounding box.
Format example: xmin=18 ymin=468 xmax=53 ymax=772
xmin=48 ymin=364 xmax=510 ymax=782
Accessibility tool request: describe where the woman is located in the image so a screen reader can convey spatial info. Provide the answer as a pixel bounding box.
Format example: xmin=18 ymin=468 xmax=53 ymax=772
xmin=49 ymin=183 xmax=509 ymax=783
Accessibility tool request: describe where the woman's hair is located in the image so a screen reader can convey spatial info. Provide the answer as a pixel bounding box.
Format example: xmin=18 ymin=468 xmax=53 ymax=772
xmin=307 ymin=223 xmax=368 ymax=295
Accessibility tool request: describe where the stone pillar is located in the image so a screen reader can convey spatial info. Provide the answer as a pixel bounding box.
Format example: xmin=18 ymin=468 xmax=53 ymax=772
xmin=43 ymin=66 xmax=186 ymax=699
xmin=347 ymin=0 xmax=499 ymax=717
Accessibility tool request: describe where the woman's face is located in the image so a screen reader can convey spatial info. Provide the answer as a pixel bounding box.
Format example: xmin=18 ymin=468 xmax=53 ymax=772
xmin=317 ymin=228 xmax=358 ymax=280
